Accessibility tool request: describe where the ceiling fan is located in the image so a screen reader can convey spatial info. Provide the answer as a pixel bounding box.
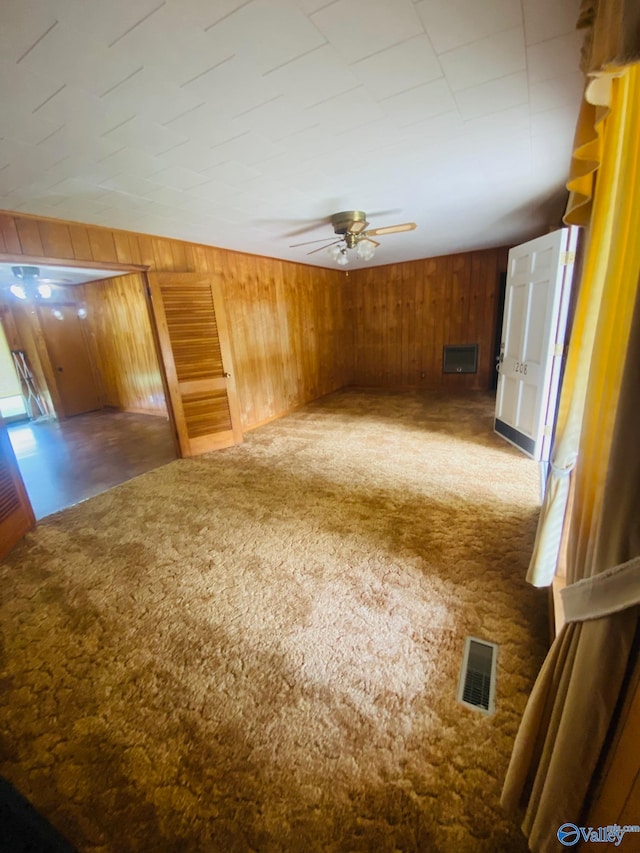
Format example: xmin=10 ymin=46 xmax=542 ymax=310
xmin=289 ymin=211 xmax=416 ymax=265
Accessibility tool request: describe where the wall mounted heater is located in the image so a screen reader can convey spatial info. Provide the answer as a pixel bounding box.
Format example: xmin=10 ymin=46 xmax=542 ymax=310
xmin=443 ymin=344 xmax=478 ymax=374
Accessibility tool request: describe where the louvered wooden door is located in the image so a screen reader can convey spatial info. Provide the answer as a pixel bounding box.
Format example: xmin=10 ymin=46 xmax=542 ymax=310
xmin=147 ymin=273 xmax=243 ymax=457
xmin=0 ymin=422 xmax=35 ymax=560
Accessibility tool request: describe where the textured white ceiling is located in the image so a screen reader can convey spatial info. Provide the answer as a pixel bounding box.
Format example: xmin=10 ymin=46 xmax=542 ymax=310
xmin=0 ymin=0 xmax=584 ymax=269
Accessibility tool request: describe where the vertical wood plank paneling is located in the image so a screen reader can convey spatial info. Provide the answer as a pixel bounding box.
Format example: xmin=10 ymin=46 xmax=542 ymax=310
xmin=181 ymin=244 xmax=196 ymax=272
xmin=0 ymin=208 xmax=509 ymax=427
xmin=420 ymin=258 xmax=441 ymax=388
xmin=222 ymin=254 xmax=347 ymax=429
xmin=38 ymin=221 xmax=74 ymax=259
xmin=152 ymin=238 xmax=175 ymax=271
xmin=9 ymin=300 xmax=65 ymax=416
xmin=431 ymin=258 xmax=446 ymax=382
xmin=339 ymin=269 xmax=355 ymax=386
xmin=87 ymin=228 xmax=118 ymax=262
xmin=113 ymin=231 xmax=134 ymax=265
xmin=386 ymin=264 xmax=400 ymax=385
xmin=472 ymin=249 xmax=495 ymax=389
xmin=400 ymin=263 xmax=412 ymax=384
xmin=483 ymin=249 xmax=502 ymax=388
xmin=126 ymin=234 xmax=143 ymax=267
xmin=134 ymin=235 xmax=154 ymax=269
xmin=444 ymin=253 xmax=467 ymax=390
xmin=83 ymin=273 xmax=168 ymax=416
xmin=226 ymin=255 xmax=257 ymax=425
xmin=170 ymin=240 xmax=188 ymax=272
xmin=0 ymin=215 xmax=22 ymax=254
xmin=15 ymin=218 xmax=44 ymax=256
xmin=413 ymin=260 xmax=425 ymax=384
xmin=68 ymin=224 xmax=93 ymax=260
xmin=0 ymin=302 xmax=55 ymax=416
xmin=351 ymin=247 xmax=508 ymax=390
xmin=0 ymin=211 xmax=347 ymax=451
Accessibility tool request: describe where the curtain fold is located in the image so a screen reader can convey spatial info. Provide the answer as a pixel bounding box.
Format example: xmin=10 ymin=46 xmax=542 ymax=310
xmin=502 ymin=62 xmax=640 ymax=853
xmin=562 ymin=556 xmax=640 ymax=622
xmin=502 ymin=612 xmax=638 ymax=851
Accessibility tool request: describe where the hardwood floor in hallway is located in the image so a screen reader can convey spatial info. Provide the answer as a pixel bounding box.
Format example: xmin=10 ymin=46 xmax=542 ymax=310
xmin=7 ymin=411 xmax=178 ymax=519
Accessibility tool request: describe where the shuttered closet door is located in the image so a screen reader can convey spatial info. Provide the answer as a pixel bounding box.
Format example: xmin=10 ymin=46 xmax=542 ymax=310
xmin=147 ymin=273 xmax=243 ymax=457
xmin=0 ymin=424 xmax=35 ymax=559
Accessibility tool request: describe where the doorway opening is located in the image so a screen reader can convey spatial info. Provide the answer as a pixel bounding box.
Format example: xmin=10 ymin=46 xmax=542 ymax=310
xmin=0 ymin=261 xmax=178 ymax=519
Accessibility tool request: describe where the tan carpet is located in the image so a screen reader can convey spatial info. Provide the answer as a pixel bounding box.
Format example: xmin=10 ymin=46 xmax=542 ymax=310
xmin=0 ymin=390 xmax=548 ymax=852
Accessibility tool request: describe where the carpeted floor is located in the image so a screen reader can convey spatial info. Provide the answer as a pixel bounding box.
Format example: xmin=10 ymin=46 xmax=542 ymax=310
xmin=0 ymin=390 xmax=548 ymax=852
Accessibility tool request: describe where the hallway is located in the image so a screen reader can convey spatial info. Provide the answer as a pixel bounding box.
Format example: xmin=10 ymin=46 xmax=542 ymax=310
xmin=8 ymin=411 xmax=177 ymax=519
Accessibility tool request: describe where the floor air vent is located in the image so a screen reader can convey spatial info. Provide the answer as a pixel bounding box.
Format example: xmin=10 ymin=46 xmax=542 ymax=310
xmin=457 ymin=637 xmax=498 ymax=714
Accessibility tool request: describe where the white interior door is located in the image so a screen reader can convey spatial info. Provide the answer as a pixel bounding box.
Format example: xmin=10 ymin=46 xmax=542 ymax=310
xmin=495 ymin=228 xmax=577 ymax=461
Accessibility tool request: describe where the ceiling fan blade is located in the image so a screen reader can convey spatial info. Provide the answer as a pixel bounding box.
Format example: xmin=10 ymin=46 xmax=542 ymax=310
xmin=307 ymin=240 xmax=342 ymax=256
xmin=364 ymin=222 xmax=417 ymax=237
xmin=349 ymin=220 xmax=369 ymax=234
xmin=283 ymin=218 xmax=332 ymax=238
xmin=290 ymin=236 xmax=337 ymax=248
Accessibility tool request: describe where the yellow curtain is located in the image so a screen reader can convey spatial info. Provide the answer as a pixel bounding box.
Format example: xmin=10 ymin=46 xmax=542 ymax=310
xmin=502 ymin=64 xmax=640 ymax=852
xmin=526 ymin=65 xmax=636 ymax=587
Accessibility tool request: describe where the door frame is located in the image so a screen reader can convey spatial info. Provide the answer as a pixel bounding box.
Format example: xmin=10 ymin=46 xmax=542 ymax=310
xmin=0 ymin=252 xmax=181 ymax=440
xmin=0 ymin=253 xmax=150 ymax=420
xmin=0 ymin=251 xmax=243 ymax=462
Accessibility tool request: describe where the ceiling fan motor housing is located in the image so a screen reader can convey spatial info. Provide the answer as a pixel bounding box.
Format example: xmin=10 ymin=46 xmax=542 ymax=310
xmin=330 ymin=210 xmax=367 ymax=235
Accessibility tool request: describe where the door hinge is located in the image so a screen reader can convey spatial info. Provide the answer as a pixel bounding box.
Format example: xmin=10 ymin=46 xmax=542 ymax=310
xmin=560 ymin=250 xmax=576 ymax=266
xmin=553 ymin=342 xmax=564 ymax=356
xmin=543 ymin=424 xmax=553 ymax=437
xmin=146 ymin=285 xmax=152 ymax=297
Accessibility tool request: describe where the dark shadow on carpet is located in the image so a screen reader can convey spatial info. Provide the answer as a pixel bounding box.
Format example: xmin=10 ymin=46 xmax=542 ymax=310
xmin=0 ymin=776 xmax=76 ymax=853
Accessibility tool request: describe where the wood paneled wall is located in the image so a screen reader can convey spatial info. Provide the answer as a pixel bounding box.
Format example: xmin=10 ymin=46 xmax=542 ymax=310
xmin=0 ymin=209 xmax=511 ymax=430
xmin=2 ymin=300 xmax=60 ymax=417
xmin=349 ymin=248 xmax=508 ymax=390
xmin=219 ymin=255 xmax=351 ymax=428
xmin=0 ymin=210 xmax=348 ymax=430
xmin=81 ymin=274 xmax=167 ymax=417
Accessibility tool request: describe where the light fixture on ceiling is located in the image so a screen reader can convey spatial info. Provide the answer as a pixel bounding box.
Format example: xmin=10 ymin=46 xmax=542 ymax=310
xmin=328 ymin=243 xmax=350 ymax=265
xmin=7 ymin=266 xmax=53 ymax=300
xmin=292 ymin=210 xmax=416 ymax=267
xmin=326 ymin=235 xmax=377 ymax=266
xmin=356 ymin=239 xmax=376 ymax=261
xmin=9 ymin=284 xmax=27 ymax=300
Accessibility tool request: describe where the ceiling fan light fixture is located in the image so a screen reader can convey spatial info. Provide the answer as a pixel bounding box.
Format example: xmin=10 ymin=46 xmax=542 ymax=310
xmin=9 ymin=284 xmax=27 ymax=300
xmin=356 ymin=239 xmax=376 ymax=261
xmin=37 ymin=283 xmax=53 ymax=299
xmin=294 ymin=210 xmax=416 ymax=266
